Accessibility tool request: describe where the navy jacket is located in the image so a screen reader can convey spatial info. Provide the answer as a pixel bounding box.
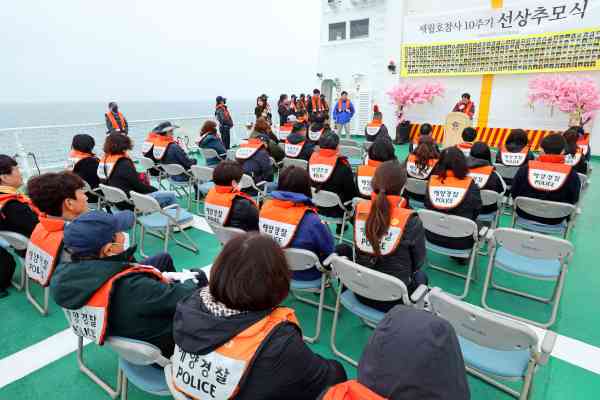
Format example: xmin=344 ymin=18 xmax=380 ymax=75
xmin=286 ymin=132 xmax=316 ymax=161
xmin=161 ymin=143 xmax=197 ymax=182
xmin=197 ymin=134 xmax=226 ymax=167
xmin=240 ymin=148 xmax=274 ymax=187
xmin=467 ymin=157 xmax=505 ymax=214
xmin=312 ymin=156 xmax=359 ymax=218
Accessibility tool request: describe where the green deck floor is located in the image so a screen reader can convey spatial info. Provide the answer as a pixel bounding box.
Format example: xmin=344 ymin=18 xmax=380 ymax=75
xmin=1 ymin=142 xmax=599 ymax=399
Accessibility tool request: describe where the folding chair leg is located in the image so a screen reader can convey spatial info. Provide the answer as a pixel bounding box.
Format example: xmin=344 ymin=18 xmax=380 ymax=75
xmin=77 ymin=336 xmax=122 ymax=399
xmin=120 ymin=375 xmax=128 ymax=400
xmin=170 ymin=223 xmax=199 ymax=254
xmin=138 ymin=225 xmax=149 ymax=259
xmin=329 ymin=285 xmax=358 ymax=367
xmin=466 ymin=366 xmax=521 ymax=399
xmin=301 ymin=276 xmax=326 ymax=344
xmin=25 ymin=277 xmax=49 ymax=316
xmin=11 ymin=262 xmax=25 ymax=291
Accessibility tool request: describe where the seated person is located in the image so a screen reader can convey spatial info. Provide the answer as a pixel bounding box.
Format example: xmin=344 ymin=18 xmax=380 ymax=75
xmin=0 ymin=155 xmax=40 ymax=298
xmin=285 ymin=123 xmax=316 ymax=161
xmin=457 ymin=127 xmax=477 ymax=156
xmin=409 ymin=123 xmax=439 ymax=153
xmin=204 ymin=160 xmax=259 ymax=231
xmin=172 ymin=233 xmax=346 ymax=399
xmin=236 ymin=135 xmax=276 ymax=195
xmin=572 ymin=125 xmax=591 ymax=161
xmin=425 ymin=147 xmax=482 ymax=250
xmin=308 ymin=112 xmax=327 ymax=143
xmin=51 ymin=210 xmax=205 ymax=356
xmin=511 ymin=134 xmax=580 ymax=226
xmin=68 ymin=134 xmax=100 ymax=203
xmin=364 ymin=105 xmax=389 ymax=142
xmin=357 ymin=306 xmax=470 ymax=399
xmin=357 ymin=136 xmax=396 ymax=198
xmin=495 ymin=128 xmax=534 ymax=168
xmin=467 ymin=142 xmax=505 ymax=215
xmin=563 ymin=127 xmax=588 ymax=174
xmin=197 ymin=120 xmax=226 ymax=167
xmin=309 ymin=133 xmax=359 ymax=220
xmin=99 ymin=134 xmax=177 ymax=210
xmin=339 ymin=161 xmax=427 ymax=313
xmin=260 ymin=166 xmax=334 ymax=281
xmin=249 ymin=117 xmax=285 ymax=163
xmin=151 ymin=121 xmax=198 ymax=182
xmin=404 ymin=135 xmax=439 ymax=207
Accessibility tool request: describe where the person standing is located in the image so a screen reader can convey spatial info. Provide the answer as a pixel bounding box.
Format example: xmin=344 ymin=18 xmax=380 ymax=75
xmin=333 ymin=91 xmax=355 ymax=139
xmin=105 ymin=102 xmax=128 ymax=134
xmin=452 ymin=93 xmax=476 ymax=120
xmin=215 ymin=96 xmax=234 ymax=149
xmin=307 ymin=89 xmax=325 ymax=121
xmin=278 ymin=94 xmax=292 ymax=126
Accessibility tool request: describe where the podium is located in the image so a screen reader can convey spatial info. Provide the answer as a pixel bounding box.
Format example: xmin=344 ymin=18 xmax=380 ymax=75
xmin=444 ymin=112 xmax=472 ymax=148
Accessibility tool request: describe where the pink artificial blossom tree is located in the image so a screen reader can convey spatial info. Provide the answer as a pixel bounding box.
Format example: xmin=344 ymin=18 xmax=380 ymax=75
xmin=528 ymin=74 xmax=600 ymax=127
xmin=387 ymin=81 xmax=446 ymax=122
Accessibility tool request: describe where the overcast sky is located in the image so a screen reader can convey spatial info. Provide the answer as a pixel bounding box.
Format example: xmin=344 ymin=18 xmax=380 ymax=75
xmin=1 ymin=0 xmax=321 ymax=102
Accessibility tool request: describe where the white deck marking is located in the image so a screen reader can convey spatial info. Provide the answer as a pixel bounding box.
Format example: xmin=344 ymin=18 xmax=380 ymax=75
xmin=0 ymin=264 xmax=213 ymax=389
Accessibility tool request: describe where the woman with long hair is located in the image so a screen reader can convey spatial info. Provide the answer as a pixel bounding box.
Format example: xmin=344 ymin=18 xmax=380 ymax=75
xmin=467 ymin=141 xmax=506 ymax=214
xmin=197 ymin=120 xmax=226 ymax=167
xmin=563 ymin=127 xmax=588 ymax=174
xmin=356 ymin=136 xmax=396 ymax=198
xmin=403 ymin=135 xmax=440 ymax=207
xmin=496 ymin=129 xmax=534 ymax=168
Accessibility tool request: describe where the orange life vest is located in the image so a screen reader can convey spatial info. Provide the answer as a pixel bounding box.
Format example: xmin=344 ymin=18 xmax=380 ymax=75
xmin=308 ymin=128 xmax=324 ymax=142
xmin=457 ymin=142 xmax=473 ymax=157
xmin=356 ymin=159 xmax=381 ymax=197
xmin=25 ymin=216 xmax=65 ymax=287
xmin=64 ymin=265 xmax=166 ymax=345
xmin=97 ymin=153 xmax=131 ymax=181
xmin=428 ymin=172 xmax=473 ymax=210
xmin=321 ymin=380 xmax=387 ymax=400
xmin=311 ymin=97 xmax=323 ymax=112
xmin=67 ymin=150 xmax=96 ymax=170
xmin=204 ymin=186 xmax=257 ymax=226
xmin=337 ymin=99 xmax=350 ymax=112
xmin=406 ymin=154 xmax=438 ymax=180
xmin=456 ymin=101 xmax=474 ymax=119
xmin=500 ymin=146 xmax=529 ymax=167
xmin=259 ymin=199 xmax=314 ymax=247
xmin=278 ymin=123 xmax=294 ymax=140
xmin=309 ymin=149 xmax=339 ymax=183
xmin=236 ymin=138 xmax=266 ymax=160
xmin=564 ymin=149 xmax=583 ymax=167
xmin=468 ymin=165 xmax=494 ymax=189
xmin=577 ymin=135 xmax=589 ymax=156
xmin=284 ymin=140 xmax=306 ymax=158
xmin=216 ymin=103 xmax=233 ymax=123
xmin=149 ymin=135 xmax=175 ymax=160
xmin=106 ymin=111 xmax=126 ymax=132
xmin=0 ymin=193 xmax=41 ymax=217
xmin=354 ymin=196 xmax=411 ymax=256
xmin=365 ymin=121 xmax=383 ymax=137
xmin=141 ymin=132 xmax=159 ymax=155
xmin=172 ymin=308 xmax=299 ymax=400
xmin=528 ymin=155 xmax=572 ymax=192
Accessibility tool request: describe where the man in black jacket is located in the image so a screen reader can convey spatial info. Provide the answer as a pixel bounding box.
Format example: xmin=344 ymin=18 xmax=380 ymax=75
xmin=215 ymin=96 xmax=234 ymax=149
xmin=51 ymin=210 xmax=206 ymax=356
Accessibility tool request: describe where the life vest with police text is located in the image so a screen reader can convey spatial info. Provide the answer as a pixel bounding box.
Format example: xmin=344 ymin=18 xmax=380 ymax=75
xmin=67 ymin=150 xmax=96 ymax=171
xmin=284 ymin=140 xmax=306 ymax=158
xmin=356 ymin=159 xmax=381 ymax=197
xmin=309 ymin=149 xmax=339 ymax=183
xmin=457 ymin=142 xmax=472 ymax=157
xmin=428 ymin=172 xmax=473 ymax=210
xmin=145 ymin=134 xmax=175 ymax=161
xmin=308 ymin=128 xmax=324 ymax=142
xmin=500 ymin=147 xmax=529 ymax=167
xmin=204 ymin=186 xmax=256 ymax=226
xmin=25 ymin=217 xmax=65 ymax=287
xmin=106 ymin=112 xmax=126 ymax=132
xmin=320 ymin=380 xmax=387 ymax=400
xmin=172 ymin=307 xmax=299 ymax=400
xmin=527 ymin=155 xmax=572 ymax=192
xmin=354 ymin=196 xmax=412 ymax=256
xmin=468 ymin=165 xmax=494 ymax=189
xmin=365 ymin=121 xmax=383 ymax=137
xmin=406 ymin=154 xmax=438 ymax=180
xmin=278 ymin=123 xmax=293 ymax=141
xmin=259 ymin=199 xmax=314 ymax=247
xmin=564 ymin=150 xmax=583 ymax=167
xmin=236 ymin=139 xmax=266 ymax=161
xmin=97 ymin=153 xmax=131 ymax=181
xmin=64 ymin=265 xmax=166 ymax=345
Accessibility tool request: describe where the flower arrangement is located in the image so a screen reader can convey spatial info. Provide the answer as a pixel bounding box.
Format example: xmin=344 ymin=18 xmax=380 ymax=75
xmin=528 ymin=74 xmax=600 ymax=127
xmin=387 ymin=81 xmax=446 ymax=122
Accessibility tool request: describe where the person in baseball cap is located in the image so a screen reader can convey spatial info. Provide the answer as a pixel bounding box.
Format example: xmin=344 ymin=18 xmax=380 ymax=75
xmin=50 ymin=210 xmax=205 ymax=356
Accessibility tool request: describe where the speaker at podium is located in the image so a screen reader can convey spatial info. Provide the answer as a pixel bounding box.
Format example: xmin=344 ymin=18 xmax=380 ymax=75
xmin=444 ymin=112 xmax=472 ymax=149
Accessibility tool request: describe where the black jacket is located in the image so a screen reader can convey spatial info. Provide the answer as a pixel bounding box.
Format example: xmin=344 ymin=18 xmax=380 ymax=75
xmin=0 ymin=192 xmax=39 ymax=237
xmin=424 ymin=179 xmax=482 ymax=250
xmin=227 ymin=197 xmax=259 ymax=231
xmin=286 ymin=132 xmax=316 ymax=161
xmin=358 ymin=306 xmax=470 ymax=400
xmin=364 ymin=124 xmax=390 ymax=142
xmin=312 ymin=157 xmax=359 ymax=218
xmin=467 ymin=157 xmax=505 ymax=214
xmin=278 ymin=105 xmax=292 ymax=126
xmin=355 ymin=214 xmax=426 ymax=310
xmin=73 ymin=157 xmax=101 ymax=202
xmin=495 ymin=147 xmax=535 ymax=187
xmin=50 ymin=249 xmax=199 ymax=356
xmin=173 ymin=290 xmax=346 ymax=400
xmin=308 ymin=123 xmax=325 ymax=143
xmin=249 ymin=131 xmax=285 ymax=163
xmin=106 ymin=158 xmax=157 ymax=210
xmin=240 ymin=148 xmax=274 ymax=189
xmin=511 ymin=162 xmax=580 ymax=225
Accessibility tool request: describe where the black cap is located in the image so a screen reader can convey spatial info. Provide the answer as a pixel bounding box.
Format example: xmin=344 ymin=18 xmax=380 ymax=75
xmin=216 ymin=96 xmax=226 ymax=103
xmin=153 ymin=121 xmax=179 ymax=134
